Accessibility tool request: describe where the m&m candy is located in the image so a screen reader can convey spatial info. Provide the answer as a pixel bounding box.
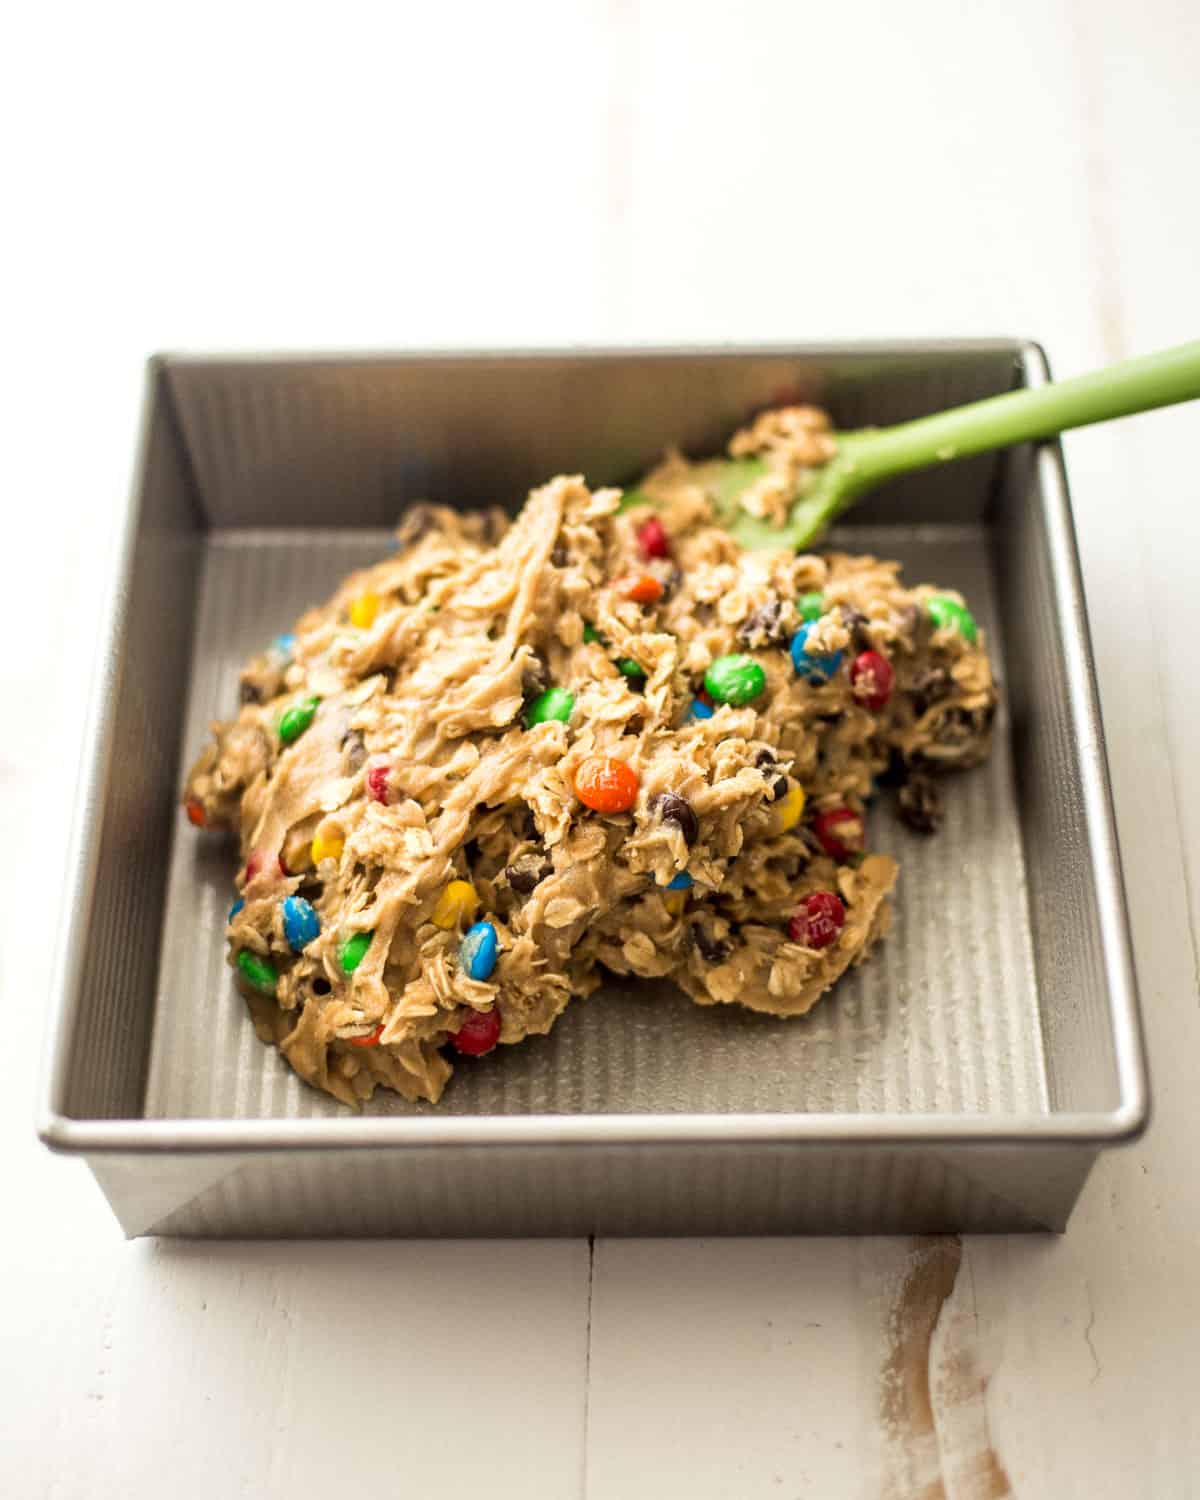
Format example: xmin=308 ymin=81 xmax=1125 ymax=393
xmin=574 ymin=757 xmax=640 ymax=814
xmin=927 ymin=595 xmax=978 ymax=643
xmin=279 ymin=694 xmax=320 ymax=745
xmin=236 ymin=950 xmax=277 ymax=996
xmin=790 ymin=624 xmax=842 ymax=683
xmin=282 ymin=895 xmax=320 ymax=952
xmin=339 ymin=930 xmax=373 ymax=973
xmin=460 ymin=921 xmax=499 ymax=981
xmin=704 ymin=654 xmax=766 ymax=705
xmin=451 ymin=1005 xmax=502 ymax=1055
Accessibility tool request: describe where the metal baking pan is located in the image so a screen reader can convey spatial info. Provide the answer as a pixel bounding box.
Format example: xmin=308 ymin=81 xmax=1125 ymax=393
xmin=37 ymin=342 xmax=1148 ymax=1237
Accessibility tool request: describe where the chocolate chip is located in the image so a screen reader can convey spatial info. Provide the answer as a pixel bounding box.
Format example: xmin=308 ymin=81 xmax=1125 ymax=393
xmin=649 ymin=792 xmax=699 ymax=846
xmin=551 ymin=545 xmax=568 ymax=567
xmin=341 ymin=729 xmax=366 ymax=773
xmin=691 ymin=922 xmax=731 ymax=963
xmin=934 ymin=707 xmax=977 ymax=747
xmin=521 ymin=654 xmax=548 ymax=698
xmin=798 ymin=826 xmax=824 ymax=856
xmin=737 ymin=600 xmax=790 ymax=650
xmin=312 ymin=976 xmax=332 ymax=996
xmin=935 ymin=702 xmax=996 ymax=743
xmin=239 ymin=679 xmax=262 ymax=705
xmin=660 ymin=565 xmax=685 ymax=602
xmin=505 ymin=854 xmax=552 ymax=893
xmin=395 ymin=504 xmax=439 ymax=546
xmin=912 ymin=667 xmax=952 ymax=716
xmin=750 ymin=751 xmax=788 ymax=799
xmin=897 ymin=772 xmax=942 ymax=835
xmin=840 ymin=606 xmax=871 ymax=649
xmin=876 ymin=750 xmax=910 ymax=789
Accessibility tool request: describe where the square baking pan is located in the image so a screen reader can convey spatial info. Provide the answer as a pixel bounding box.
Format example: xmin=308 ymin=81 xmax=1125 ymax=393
xmin=38 ymin=342 xmax=1148 ymax=1237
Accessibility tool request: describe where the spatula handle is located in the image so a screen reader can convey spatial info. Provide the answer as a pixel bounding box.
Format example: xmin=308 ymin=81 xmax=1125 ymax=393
xmin=843 ymin=339 xmax=1200 ymax=494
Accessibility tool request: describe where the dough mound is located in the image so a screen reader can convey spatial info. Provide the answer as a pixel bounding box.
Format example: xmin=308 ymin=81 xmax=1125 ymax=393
xmin=184 ymin=415 xmax=997 ymax=1106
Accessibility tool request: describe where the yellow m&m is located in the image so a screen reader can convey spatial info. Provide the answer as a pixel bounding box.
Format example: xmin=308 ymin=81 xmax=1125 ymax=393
xmin=775 ymin=785 xmax=807 ymax=833
xmin=349 ymin=592 xmax=380 ymax=629
xmin=432 ymin=880 xmax=479 ymax=930
xmin=311 ymin=828 xmax=345 ymax=865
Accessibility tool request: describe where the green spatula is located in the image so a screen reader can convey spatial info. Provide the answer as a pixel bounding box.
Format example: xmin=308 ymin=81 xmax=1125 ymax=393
xmin=623 ymin=340 xmax=1200 ymax=551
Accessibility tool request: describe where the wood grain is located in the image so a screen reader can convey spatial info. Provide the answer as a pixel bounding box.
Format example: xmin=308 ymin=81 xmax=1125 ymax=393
xmin=878 ymin=1238 xmax=963 ymax=1500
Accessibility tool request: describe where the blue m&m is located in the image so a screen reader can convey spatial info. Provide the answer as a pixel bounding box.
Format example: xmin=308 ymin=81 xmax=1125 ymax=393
xmin=282 ymin=895 xmax=321 ymax=952
xmin=790 ymin=623 xmax=843 ymax=684
xmin=460 ymin=921 xmax=499 ymax=981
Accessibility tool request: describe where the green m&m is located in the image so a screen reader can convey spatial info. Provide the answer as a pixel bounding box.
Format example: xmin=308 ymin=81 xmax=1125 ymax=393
xmin=703 ymin=654 xmax=766 ymax=705
xmin=796 ymin=592 xmax=825 ymax=622
xmin=617 ymin=658 xmax=646 ymax=683
xmin=339 ymin=931 xmax=374 ymax=974
xmin=927 ymin=595 xmax=978 ymax=643
xmin=279 ymin=694 xmax=321 ymax=745
xmin=526 ymin=687 xmax=575 ymax=727
xmin=236 ymin=949 xmax=278 ymax=996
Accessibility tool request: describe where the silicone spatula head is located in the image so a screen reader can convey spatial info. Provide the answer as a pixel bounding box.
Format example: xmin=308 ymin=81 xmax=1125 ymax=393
xmin=623 ymin=340 xmax=1200 ymax=551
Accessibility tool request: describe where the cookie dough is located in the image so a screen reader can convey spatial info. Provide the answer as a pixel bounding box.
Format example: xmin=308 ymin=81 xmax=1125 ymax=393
xmin=184 ymin=410 xmax=997 ymax=1106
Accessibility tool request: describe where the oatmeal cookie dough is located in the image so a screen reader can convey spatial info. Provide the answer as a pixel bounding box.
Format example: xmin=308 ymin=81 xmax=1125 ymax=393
xmin=184 ymin=411 xmax=997 ymax=1106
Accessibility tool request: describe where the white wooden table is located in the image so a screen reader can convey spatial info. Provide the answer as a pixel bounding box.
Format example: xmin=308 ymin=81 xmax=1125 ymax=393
xmin=5 ymin=2 xmax=1199 ymax=1493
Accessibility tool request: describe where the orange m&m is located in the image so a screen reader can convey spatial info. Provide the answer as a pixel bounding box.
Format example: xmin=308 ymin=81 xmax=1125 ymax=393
xmin=574 ymin=756 xmax=639 ymax=814
xmin=617 ymin=574 xmax=664 ymax=606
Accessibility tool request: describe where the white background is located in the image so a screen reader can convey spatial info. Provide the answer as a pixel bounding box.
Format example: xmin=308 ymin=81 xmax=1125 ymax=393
xmin=4 ymin=2 xmax=1199 ymax=1495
